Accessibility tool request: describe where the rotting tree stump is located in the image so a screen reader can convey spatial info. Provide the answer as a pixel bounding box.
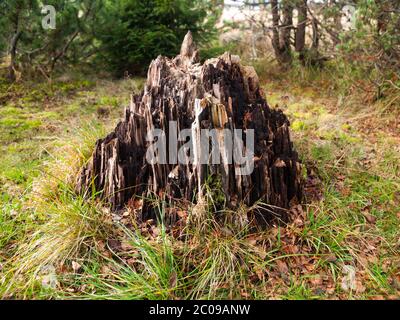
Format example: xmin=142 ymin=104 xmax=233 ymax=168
xmin=77 ymin=32 xmax=303 ymax=225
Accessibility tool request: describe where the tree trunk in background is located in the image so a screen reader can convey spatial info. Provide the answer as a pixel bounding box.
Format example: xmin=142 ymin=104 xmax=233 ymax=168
xmin=295 ymin=0 xmax=308 ymax=64
xmin=8 ymin=31 xmax=21 ymax=82
xmin=329 ymin=0 xmax=342 ymax=46
xmin=7 ymin=6 xmax=22 ymax=82
xmin=311 ymin=17 xmax=319 ymax=51
xmin=271 ymin=0 xmax=293 ymax=66
xmin=77 ymin=32 xmax=303 ymax=226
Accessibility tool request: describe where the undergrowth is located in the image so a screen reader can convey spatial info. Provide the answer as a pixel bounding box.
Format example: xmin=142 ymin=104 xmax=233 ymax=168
xmin=0 ymin=70 xmax=399 ymax=300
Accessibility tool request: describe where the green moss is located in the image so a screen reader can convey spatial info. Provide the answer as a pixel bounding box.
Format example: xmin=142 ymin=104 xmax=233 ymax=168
xmin=0 ymin=118 xmax=41 ymax=130
xmin=291 ymin=120 xmax=308 ymax=132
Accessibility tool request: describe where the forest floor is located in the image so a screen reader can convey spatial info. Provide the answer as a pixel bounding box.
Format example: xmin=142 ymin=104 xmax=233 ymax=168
xmin=0 ymin=69 xmax=399 ymax=299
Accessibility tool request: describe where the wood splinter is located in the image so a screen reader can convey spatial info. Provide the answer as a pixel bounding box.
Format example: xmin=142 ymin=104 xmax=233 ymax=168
xmin=77 ymin=31 xmax=303 ymax=225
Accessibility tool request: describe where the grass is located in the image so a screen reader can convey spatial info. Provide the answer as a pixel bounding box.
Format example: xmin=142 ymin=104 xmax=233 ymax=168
xmin=0 ymin=67 xmax=399 ymax=300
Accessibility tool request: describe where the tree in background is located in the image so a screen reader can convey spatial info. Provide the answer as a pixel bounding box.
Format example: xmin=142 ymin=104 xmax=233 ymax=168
xmin=0 ymin=0 xmax=221 ymax=81
xmin=0 ymin=0 xmax=37 ymax=82
xmin=338 ymin=0 xmax=400 ymax=98
xmin=270 ymin=0 xmax=294 ymax=66
xmin=0 ymin=0 xmax=103 ymax=82
xmin=96 ymin=0 xmax=222 ymax=76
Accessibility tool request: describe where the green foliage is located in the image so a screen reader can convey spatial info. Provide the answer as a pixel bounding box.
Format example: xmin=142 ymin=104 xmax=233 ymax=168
xmin=0 ymin=0 xmax=104 ymax=79
xmin=338 ymin=0 xmax=400 ymax=97
xmin=0 ymin=0 xmax=221 ymax=79
xmin=96 ymin=0 xmax=221 ymax=76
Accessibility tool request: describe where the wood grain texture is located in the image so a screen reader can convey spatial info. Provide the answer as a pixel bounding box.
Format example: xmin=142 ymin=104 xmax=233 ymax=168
xmin=77 ymin=32 xmax=303 ymax=224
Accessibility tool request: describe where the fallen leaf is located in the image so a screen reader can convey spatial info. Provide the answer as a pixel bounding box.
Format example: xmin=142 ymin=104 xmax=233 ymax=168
xmin=310 ymin=275 xmax=323 ymax=286
xmin=151 ymin=226 xmax=161 ymax=237
xmin=177 ymin=210 xmax=188 ymax=219
xmin=340 ymin=187 xmax=351 ymax=197
xmin=324 ymin=254 xmax=337 ymax=263
xmin=169 ymin=271 xmax=177 ymax=288
xmin=370 ymin=295 xmax=385 ymax=300
xmin=355 ymin=280 xmax=366 ymax=294
xmin=283 ymin=244 xmax=299 ymax=254
xmin=304 ymin=263 xmax=315 ymax=272
xmin=126 ymin=258 xmax=136 ymax=267
xmin=121 ymin=241 xmax=134 ymax=251
xmin=276 ymin=260 xmax=289 ymax=274
xmin=326 ymin=285 xmax=335 ymax=295
xmin=362 ymin=212 xmax=376 ymax=224
xmin=100 ymin=265 xmax=112 ymax=275
xmin=107 ymin=239 xmax=121 ymax=252
xmin=122 ymin=211 xmax=130 ymax=217
xmin=246 ymin=235 xmax=258 ymax=246
xmin=254 ymin=266 xmax=265 ymax=281
xmin=240 ymin=289 xmax=250 ymax=299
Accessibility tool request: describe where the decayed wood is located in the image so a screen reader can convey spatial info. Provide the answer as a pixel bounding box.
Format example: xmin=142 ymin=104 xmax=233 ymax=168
xmin=77 ymin=32 xmax=302 ymax=224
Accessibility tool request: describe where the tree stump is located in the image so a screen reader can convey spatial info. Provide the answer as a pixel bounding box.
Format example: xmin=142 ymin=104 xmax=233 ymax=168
xmin=77 ymin=32 xmax=302 ymax=225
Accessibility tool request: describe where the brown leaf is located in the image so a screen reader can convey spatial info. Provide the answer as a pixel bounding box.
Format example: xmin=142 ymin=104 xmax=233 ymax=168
xmin=293 ymin=218 xmax=304 ymax=227
xmin=100 ymin=265 xmax=112 ymax=275
xmin=107 ymin=239 xmax=121 ymax=252
xmin=169 ymin=271 xmax=177 ymax=288
xmin=276 ymin=260 xmax=289 ymax=274
xmin=177 ymin=210 xmax=188 ymax=219
xmin=324 ymin=254 xmax=337 ymax=263
xmin=254 ymin=266 xmax=265 ymax=281
xmin=246 ymin=235 xmax=258 ymax=246
xmin=304 ymin=263 xmax=315 ymax=272
xmin=362 ymin=212 xmax=376 ymax=224
xmin=240 ymin=289 xmax=251 ymax=299
xmin=355 ymin=280 xmax=366 ymax=294
xmin=283 ymin=244 xmax=299 ymax=254
xmin=340 ymin=187 xmax=351 ymax=197
xmin=121 ymin=241 xmax=135 ymax=252
xmin=126 ymin=258 xmax=136 ymax=267
xmin=310 ymin=275 xmax=323 ymax=286
xmin=151 ymin=226 xmax=161 ymax=237
xmin=326 ymin=285 xmax=335 ymax=295
xmin=370 ymin=295 xmax=385 ymax=300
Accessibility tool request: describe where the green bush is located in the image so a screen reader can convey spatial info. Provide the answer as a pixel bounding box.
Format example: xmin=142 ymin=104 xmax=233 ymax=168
xmin=97 ymin=0 xmax=221 ymax=76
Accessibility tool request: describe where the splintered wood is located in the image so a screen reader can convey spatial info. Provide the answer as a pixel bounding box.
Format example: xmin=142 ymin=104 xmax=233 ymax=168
xmin=77 ymin=32 xmax=302 ymax=224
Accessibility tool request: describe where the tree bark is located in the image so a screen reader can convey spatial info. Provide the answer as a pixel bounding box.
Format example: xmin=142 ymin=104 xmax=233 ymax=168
xmin=295 ymin=0 xmax=308 ymax=64
xmin=271 ymin=0 xmax=293 ymax=66
xmin=77 ymin=32 xmax=303 ymax=225
xmin=7 ymin=5 xmax=22 ymax=82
